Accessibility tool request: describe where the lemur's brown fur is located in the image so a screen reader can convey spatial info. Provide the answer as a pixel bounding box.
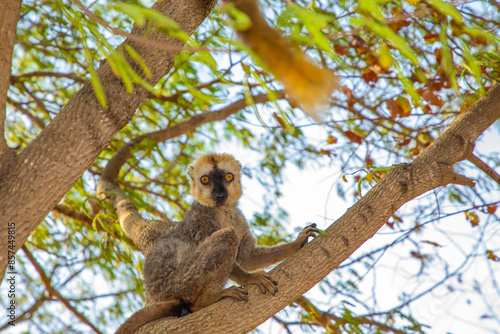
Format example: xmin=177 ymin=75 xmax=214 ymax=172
xmin=115 ymin=153 xmax=317 ymax=334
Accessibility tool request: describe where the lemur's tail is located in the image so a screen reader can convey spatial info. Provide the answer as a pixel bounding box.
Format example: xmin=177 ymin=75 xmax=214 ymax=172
xmin=115 ymin=297 xmax=188 ymax=334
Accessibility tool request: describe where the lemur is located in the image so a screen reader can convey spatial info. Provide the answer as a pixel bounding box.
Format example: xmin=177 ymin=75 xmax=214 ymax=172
xmin=116 ymin=153 xmax=318 ymax=334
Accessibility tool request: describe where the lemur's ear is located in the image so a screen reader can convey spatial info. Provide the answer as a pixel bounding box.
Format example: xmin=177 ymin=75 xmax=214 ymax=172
xmin=187 ymin=166 xmax=194 ymax=180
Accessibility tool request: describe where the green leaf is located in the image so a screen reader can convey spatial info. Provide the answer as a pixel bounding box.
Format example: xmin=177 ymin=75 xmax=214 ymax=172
xmin=440 ymin=25 xmax=459 ymax=92
xmin=358 ymin=0 xmax=390 ymax=21
xmin=428 ymin=0 xmax=463 ymax=23
xmin=110 ymin=2 xmax=146 ymax=26
xmin=124 ymin=44 xmax=152 ymax=79
xmin=355 ymin=18 xmax=419 ymax=66
xmin=223 ymin=3 xmax=251 ymax=31
xmin=84 ymin=45 xmax=107 ymax=108
xmin=111 ymin=2 xmax=190 ymax=41
xmin=187 ymin=86 xmax=223 ymax=104
xmin=284 ymin=4 xmax=340 ymax=61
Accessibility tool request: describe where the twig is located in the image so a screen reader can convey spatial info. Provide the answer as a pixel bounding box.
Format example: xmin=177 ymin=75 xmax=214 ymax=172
xmin=468 ymin=153 xmax=500 ymax=186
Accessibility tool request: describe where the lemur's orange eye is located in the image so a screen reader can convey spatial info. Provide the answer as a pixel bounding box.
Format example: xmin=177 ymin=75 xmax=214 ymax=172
xmin=201 ymin=176 xmax=209 ymax=184
xmin=225 ymin=173 xmax=234 ymax=181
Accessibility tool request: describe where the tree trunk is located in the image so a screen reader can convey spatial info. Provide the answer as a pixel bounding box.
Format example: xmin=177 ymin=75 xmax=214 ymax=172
xmin=134 ymin=84 xmax=500 ymax=333
xmin=0 ymin=0 xmax=217 ymax=277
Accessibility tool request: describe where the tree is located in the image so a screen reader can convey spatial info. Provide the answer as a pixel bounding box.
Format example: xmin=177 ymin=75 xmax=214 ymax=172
xmin=1 ymin=0 xmax=499 ymax=333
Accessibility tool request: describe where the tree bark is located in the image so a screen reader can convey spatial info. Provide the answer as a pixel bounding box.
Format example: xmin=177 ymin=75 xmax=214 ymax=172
xmin=134 ymin=84 xmax=500 ymax=333
xmin=0 ymin=0 xmax=217 ymax=277
xmin=0 ymin=0 xmax=22 ymax=170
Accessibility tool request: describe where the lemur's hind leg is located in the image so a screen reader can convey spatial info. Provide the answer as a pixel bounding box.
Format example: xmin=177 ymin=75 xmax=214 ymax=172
xmin=181 ymin=227 xmax=248 ymax=311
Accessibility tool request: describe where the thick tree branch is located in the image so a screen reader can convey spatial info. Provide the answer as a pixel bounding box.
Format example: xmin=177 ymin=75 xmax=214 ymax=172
xmin=137 ymin=84 xmax=500 ymax=333
xmin=0 ymin=0 xmax=218 ymax=276
xmin=0 ymin=0 xmax=21 ymax=169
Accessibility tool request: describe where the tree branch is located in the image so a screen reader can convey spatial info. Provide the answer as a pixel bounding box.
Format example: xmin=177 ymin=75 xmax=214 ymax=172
xmin=53 ymin=204 xmax=136 ymax=247
xmin=10 ymin=71 xmax=86 ymax=84
xmin=0 ymin=0 xmax=21 ymax=170
xmin=0 ymin=295 xmax=48 ymax=330
xmin=136 ymin=84 xmax=500 ymax=333
xmin=467 ymin=153 xmax=500 ymax=186
xmin=22 ymin=246 xmax=104 ymax=334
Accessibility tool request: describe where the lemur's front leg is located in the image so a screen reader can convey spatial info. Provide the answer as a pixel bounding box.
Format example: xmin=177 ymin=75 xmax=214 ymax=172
xmin=236 ymin=224 xmax=319 ymax=272
xmin=229 ymin=263 xmax=278 ymax=295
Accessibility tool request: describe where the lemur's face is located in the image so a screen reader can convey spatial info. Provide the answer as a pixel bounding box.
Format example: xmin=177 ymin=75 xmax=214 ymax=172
xmin=188 ymin=154 xmax=242 ymax=207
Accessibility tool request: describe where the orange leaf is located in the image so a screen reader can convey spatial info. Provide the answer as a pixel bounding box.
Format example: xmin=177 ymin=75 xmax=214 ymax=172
xmin=366 ymin=54 xmax=379 ymax=66
xmin=366 ymin=173 xmax=373 ymax=184
xmin=320 ymin=149 xmax=332 ymax=156
xmin=411 ymin=251 xmax=423 ymax=259
xmin=388 ymin=19 xmax=411 ymax=32
xmin=333 ymin=45 xmax=348 ymax=55
xmin=365 ymin=154 xmax=374 ymax=165
xmin=273 ymin=112 xmax=287 ymax=128
xmin=326 ymin=135 xmax=337 ymax=144
xmin=486 ymin=250 xmax=500 ymax=262
xmin=465 ymin=211 xmax=479 ymax=227
xmin=351 ymin=35 xmax=368 ymax=54
xmin=386 ymin=98 xmax=412 ymax=119
xmin=386 ymin=98 xmax=400 ymax=119
xmin=423 ymin=33 xmax=440 ymax=44
xmin=344 ymin=130 xmax=363 ymax=144
xmin=392 ymin=214 xmax=403 ymax=222
xmin=487 ymin=205 xmax=497 ymax=215
xmin=409 ymin=146 xmax=420 ymax=157
xmin=434 ymin=48 xmax=442 ymax=64
xmin=362 ymin=68 xmax=379 ymax=85
xmin=422 ymin=240 xmax=442 ymax=247
xmin=420 ymin=89 xmax=443 ymax=107
xmin=341 ymin=86 xmax=355 ymax=110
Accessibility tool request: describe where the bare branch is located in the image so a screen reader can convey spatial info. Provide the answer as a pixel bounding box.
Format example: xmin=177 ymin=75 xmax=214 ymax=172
xmin=0 ymin=295 xmax=48 ymax=330
xmin=22 ymin=246 xmax=104 ymax=334
xmin=53 ymin=204 xmax=93 ymax=224
xmin=468 ymin=153 xmax=500 ymax=186
xmin=10 ymin=71 xmax=86 ymax=84
xmin=52 ymin=204 xmax=137 ymax=246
